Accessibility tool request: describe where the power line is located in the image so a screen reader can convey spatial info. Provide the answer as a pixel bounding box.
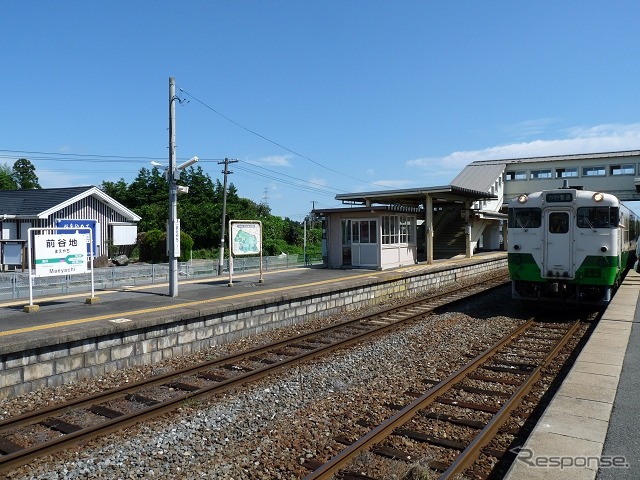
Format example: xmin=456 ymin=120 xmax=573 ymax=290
xmin=176 ymin=85 xmax=395 ymax=189
xmin=0 ymin=149 xmax=346 ymax=198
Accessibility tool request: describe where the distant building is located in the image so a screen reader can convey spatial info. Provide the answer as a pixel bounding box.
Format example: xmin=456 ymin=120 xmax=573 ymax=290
xmin=314 ymin=150 xmax=640 ymax=270
xmin=0 ymin=186 xmax=140 ymax=269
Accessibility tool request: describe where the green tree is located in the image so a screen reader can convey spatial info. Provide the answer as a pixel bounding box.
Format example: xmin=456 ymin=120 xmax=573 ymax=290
xmin=12 ymin=158 xmax=41 ymax=189
xmin=100 ymin=165 xmax=322 ymax=258
xmin=100 ymin=178 xmax=129 ymax=204
xmin=0 ymin=163 xmax=18 ymax=189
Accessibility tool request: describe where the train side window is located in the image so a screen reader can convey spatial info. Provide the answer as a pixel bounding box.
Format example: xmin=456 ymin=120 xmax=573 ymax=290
xmin=577 ymin=207 xmax=619 ymax=228
xmin=508 ymin=208 xmax=541 ymax=228
xmin=549 ymin=212 xmax=569 ymax=233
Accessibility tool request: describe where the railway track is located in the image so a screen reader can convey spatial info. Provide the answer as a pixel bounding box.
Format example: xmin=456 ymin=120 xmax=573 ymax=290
xmin=300 ymin=315 xmax=584 ymax=479
xmin=0 ymin=273 xmax=510 ymax=475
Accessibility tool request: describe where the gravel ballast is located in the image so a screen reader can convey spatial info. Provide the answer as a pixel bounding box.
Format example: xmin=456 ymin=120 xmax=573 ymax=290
xmin=3 ymin=282 xmax=543 ymax=479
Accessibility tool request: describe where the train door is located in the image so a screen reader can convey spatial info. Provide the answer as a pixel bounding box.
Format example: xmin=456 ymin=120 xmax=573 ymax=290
xmin=543 ymin=210 xmax=574 ymax=279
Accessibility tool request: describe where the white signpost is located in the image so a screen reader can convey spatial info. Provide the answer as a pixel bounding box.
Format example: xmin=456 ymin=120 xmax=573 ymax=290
xmin=26 ymin=228 xmax=96 ymax=311
xmin=228 ymin=220 xmax=263 ymax=286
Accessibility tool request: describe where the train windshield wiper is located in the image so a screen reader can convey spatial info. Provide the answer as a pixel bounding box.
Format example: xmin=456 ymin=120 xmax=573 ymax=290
xmin=583 ymin=217 xmax=596 ymax=231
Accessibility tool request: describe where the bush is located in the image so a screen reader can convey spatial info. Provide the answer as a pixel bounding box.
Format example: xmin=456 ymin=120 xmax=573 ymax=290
xmin=139 ymin=230 xmax=166 ymax=262
xmin=179 ymin=231 xmax=194 ymax=262
xmin=138 ymin=230 xmax=194 ymax=262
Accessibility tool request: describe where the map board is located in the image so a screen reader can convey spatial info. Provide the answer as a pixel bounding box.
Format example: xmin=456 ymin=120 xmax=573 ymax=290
xmin=230 ymin=221 xmax=262 ymax=256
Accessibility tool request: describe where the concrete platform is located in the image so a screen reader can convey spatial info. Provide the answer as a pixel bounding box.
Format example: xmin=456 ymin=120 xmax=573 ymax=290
xmin=505 ymin=270 xmax=640 ymax=479
xmin=0 ymin=253 xmax=507 ymax=399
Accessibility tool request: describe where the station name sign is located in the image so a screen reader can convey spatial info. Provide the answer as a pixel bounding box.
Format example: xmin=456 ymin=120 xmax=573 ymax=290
xmin=34 ymin=233 xmax=87 ymax=277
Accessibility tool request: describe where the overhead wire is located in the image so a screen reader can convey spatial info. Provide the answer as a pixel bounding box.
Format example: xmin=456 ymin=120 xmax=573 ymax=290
xmin=176 ymin=85 xmax=395 ymax=190
xmin=1 ymin=150 xmax=349 ymax=203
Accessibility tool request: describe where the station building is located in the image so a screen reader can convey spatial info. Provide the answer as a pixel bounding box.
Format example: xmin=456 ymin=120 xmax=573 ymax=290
xmin=0 ymin=186 xmax=140 ymax=270
xmin=314 ymin=150 xmax=640 ymax=270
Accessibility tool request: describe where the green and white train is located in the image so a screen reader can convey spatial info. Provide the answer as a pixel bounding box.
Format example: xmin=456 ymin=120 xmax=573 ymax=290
xmin=507 ymin=184 xmax=639 ymax=305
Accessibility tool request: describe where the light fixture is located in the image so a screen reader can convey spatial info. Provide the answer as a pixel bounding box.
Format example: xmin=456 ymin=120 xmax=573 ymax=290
xmin=177 ymin=156 xmax=199 ymax=170
xmin=517 ymin=194 xmax=528 ymax=204
xmin=593 ymin=192 xmax=604 ymax=202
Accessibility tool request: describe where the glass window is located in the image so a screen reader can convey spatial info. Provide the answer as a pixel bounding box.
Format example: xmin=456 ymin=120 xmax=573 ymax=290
xmin=610 ymin=164 xmax=635 ymax=175
xmin=531 ymin=169 xmax=552 ymax=179
xmin=341 ymin=220 xmax=351 ymax=245
xmin=577 ymin=207 xmax=619 ymax=228
xmin=369 ymin=220 xmax=378 ymax=243
xmin=359 ymin=221 xmax=369 ymax=243
xmin=583 ymin=166 xmax=606 ymax=176
xmin=505 ymin=170 xmax=527 ymax=181
xmin=555 ymin=167 xmax=578 ymax=178
xmin=382 ymin=215 xmax=415 ymax=244
xmin=351 ymin=221 xmax=359 ymax=243
xmin=508 ymin=208 xmax=542 ymax=228
xmin=548 ymin=212 xmax=569 ymax=234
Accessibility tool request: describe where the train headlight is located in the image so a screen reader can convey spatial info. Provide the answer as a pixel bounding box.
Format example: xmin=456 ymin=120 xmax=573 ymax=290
xmin=600 ymin=246 xmax=608 ymax=252
xmin=517 ymin=194 xmax=528 ymax=204
xmin=593 ymin=192 xmax=604 ymax=202
xmin=513 ymin=244 xmax=521 ymax=251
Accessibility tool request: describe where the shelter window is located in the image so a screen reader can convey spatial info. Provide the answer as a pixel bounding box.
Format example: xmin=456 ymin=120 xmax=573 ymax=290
xmin=341 ymin=220 xmax=352 ymax=245
xmin=505 ymin=170 xmax=527 ymax=181
xmin=382 ymin=215 xmax=415 ymax=244
xmin=508 ymin=208 xmax=542 ymax=228
xmin=531 ymin=169 xmax=552 ymax=179
xmin=351 ymin=220 xmax=377 ymax=244
xmin=583 ymin=166 xmax=605 ymax=176
xmin=555 ymin=167 xmax=578 ymax=178
xmin=577 ymin=207 xmax=619 ymax=228
xmin=610 ymin=164 xmax=635 ymax=175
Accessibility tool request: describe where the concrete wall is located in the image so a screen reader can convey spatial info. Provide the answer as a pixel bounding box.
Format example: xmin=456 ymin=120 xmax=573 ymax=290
xmin=0 ymin=257 xmax=507 ymax=400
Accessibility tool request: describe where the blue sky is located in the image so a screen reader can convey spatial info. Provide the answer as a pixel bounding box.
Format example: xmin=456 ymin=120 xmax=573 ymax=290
xmin=2 ymin=1 xmax=640 ymax=220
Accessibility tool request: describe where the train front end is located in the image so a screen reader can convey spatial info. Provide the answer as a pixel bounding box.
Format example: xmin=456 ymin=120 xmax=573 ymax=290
xmin=507 ymin=188 xmax=622 ymax=305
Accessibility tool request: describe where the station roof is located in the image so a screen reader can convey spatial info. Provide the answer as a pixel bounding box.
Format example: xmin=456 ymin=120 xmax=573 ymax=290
xmin=467 ymin=149 xmax=640 ymax=166
xmin=0 ymin=186 xmax=141 ymax=221
xmin=333 ymin=184 xmax=496 ymax=208
xmin=451 ymin=162 xmax=506 ymax=193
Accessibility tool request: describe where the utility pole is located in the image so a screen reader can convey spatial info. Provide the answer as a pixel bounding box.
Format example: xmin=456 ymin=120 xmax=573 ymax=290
xmin=218 ymin=158 xmax=238 ymax=275
xmin=168 ymin=77 xmax=179 ymax=297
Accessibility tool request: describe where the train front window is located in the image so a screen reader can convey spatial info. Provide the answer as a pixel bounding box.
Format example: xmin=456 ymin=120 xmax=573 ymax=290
xmin=577 ymin=207 xmax=619 ymax=228
xmin=549 ymin=212 xmax=569 ymax=234
xmin=508 ymin=208 xmax=542 ymax=228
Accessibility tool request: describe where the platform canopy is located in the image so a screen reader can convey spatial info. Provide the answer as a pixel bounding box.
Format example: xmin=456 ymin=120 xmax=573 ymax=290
xmin=335 ymin=184 xmax=496 ymax=208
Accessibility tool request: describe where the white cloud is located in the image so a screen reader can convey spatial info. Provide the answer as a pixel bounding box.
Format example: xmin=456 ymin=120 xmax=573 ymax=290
xmin=353 ymin=179 xmax=413 ymax=190
xmin=408 ymin=123 xmax=640 ymax=173
xmin=309 ymin=177 xmax=327 ymax=187
xmin=249 ymin=155 xmax=292 ymax=167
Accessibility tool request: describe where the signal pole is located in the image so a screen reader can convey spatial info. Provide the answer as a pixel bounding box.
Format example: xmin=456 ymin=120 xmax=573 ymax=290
xmin=218 ymin=158 xmax=238 ymax=275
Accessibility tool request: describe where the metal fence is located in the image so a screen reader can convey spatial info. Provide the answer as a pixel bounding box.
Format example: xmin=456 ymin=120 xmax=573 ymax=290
xmin=0 ymin=254 xmax=324 ymax=301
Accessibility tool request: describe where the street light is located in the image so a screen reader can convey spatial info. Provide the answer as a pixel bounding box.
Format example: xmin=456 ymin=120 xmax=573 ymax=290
xmin=151 ymin=154 xmax=198 ymax=297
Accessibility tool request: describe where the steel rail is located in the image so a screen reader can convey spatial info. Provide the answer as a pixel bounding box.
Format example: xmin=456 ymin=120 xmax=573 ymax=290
xmin=302 ymin=318 xmax=536 ymax=480
xmin=0 ymin=274 xmax=510 ymax=475
xmin=439 ymin=319 xmax=582 ymax=479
